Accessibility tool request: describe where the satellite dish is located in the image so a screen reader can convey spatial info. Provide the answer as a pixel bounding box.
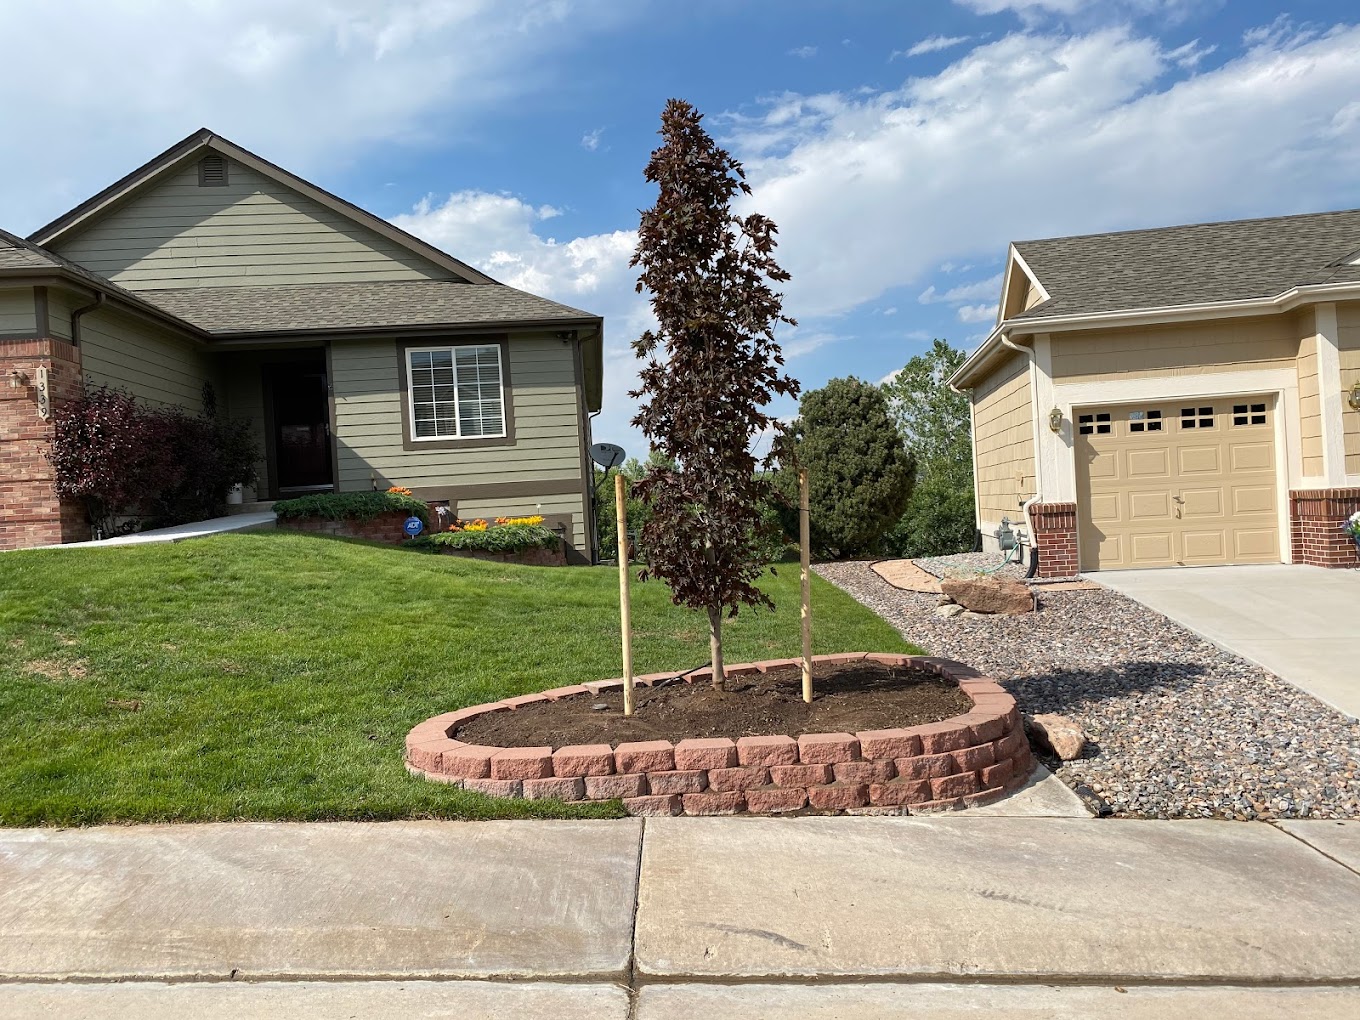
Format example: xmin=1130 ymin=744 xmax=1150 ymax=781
xmin=590 ymin=442 xmax=626 ymax=470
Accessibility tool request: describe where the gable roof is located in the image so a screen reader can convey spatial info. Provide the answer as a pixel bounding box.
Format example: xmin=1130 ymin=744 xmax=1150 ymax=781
xmin=1010 ymin=207 xmax=1360 ymax=321
xmin=0 ymin=227 xmax=208 ymax=336
xmin=27 ymin=128 xmax=498 ymax=286
xmin=139 ymin=281 xmax=598 ymax=336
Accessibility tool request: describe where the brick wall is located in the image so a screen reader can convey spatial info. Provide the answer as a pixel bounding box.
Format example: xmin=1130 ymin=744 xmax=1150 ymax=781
xmin=0 ymin=339 xmax=89 ymax=551
xmin=1290 ymin=488 xmax=1360 ymax=569
xmin=1030 ymin=501 xmax=1079 ymax=578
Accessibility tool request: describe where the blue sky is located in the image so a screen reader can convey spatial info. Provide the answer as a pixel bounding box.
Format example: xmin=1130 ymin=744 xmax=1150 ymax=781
xmin=4 ymin=1 xmax=1360 ymax=452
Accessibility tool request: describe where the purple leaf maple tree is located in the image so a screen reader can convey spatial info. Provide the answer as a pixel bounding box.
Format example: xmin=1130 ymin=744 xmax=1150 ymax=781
xmin=629 ymin=99 xmax=801 ymax=691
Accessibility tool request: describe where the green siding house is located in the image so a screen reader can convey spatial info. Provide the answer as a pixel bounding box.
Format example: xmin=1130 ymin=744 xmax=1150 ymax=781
xmin=0 ymin=129 xmax=603 ymax=560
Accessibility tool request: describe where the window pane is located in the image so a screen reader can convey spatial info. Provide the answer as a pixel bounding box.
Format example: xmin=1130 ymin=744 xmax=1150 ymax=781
xmin=455 ymin=345 xmax=504 ymax=437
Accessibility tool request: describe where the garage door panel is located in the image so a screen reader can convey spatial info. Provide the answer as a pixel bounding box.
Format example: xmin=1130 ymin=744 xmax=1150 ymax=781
xmin=1229 ymin=442 xmax=1273 ymax=472
xmin=1088 ymin=492 xmax=1122 ymax=524
xmin=1075 ymin=395 xmax=1279 ymax=571
xmin=1181 ymin=530 xmax=1227 ymax=562
xmin=1086 ymin=451 xmax=1119 ymax=481
xmin=1128 ymin=491 xmax=1171 ymax=520
xmin=1231 ymin=485 xmax=1275 ymax=515
xmin=1181 ymin=488 xmax=1222 ymax=517
xmin=1178 ymin=446 xmax=1222 ymax=474
xmin=1126 ymin=449 xmax=1171 ymax=478
xmin=1128 ymin=532 xmax=1174 ymax=565
xmin=1234 ymin=529 xmax=1279 ymax=559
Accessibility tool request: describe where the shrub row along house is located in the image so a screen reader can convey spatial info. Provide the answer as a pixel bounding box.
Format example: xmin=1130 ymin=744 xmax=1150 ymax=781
xmin=951 ymin=209 xmax=1360 ymax=574
xmin=0 ymin=129 xmax=603 ymax=558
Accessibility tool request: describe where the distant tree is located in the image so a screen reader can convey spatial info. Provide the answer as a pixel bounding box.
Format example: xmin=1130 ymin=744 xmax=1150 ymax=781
xmin=882 ymin=340 xmax=976 ymax=557
xmin=779 ymin=377 xmax=915 ymax=558
xmin=629 ymin=98 xmax=800 ymax=690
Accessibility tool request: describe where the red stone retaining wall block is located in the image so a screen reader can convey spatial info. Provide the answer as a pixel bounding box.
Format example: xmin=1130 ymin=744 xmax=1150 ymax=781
xmin=404 ymin=653 xmax=1037 ymax=816
xmin=1290 ymin=488 xmax=1360 ymax=568
xmin=1030 ymin=502 xmax=1078 ymax=578
xmin=0 ymin=338 xmax=90 ymax=550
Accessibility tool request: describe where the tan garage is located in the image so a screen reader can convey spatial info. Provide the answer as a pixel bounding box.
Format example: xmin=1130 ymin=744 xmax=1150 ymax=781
xmin=1074 ymin=396 xmax=1280 ymax=569
xmin=949 ymin=207 xmax=1360 ymax=577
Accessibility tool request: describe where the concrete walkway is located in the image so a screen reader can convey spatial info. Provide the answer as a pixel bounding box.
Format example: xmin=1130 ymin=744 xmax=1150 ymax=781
xmin=9 ymin=510 xmax=276 ymax=551
xmin=1096 ymin=563 xmax=1360 ymax=719
xmin=2 ymin=816 xmax=1358 ymax=1017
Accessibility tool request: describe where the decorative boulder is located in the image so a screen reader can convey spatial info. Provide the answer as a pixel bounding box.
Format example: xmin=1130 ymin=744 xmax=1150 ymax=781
xmin=933 ymin=603 xmax=966 ymax=619
xmin=1028 ymin=714 xmax=1088 ymax=760
xmin=939 ymin=576 xmax=1035 ymax=615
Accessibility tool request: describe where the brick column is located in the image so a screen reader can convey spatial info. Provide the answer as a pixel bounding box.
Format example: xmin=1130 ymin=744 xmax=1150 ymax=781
xmin=1289 ymin=488 xmax=1360 ymax=568
xmin=1030 ymin=501 xmax=1079 ymax=578
xmin=0 ymin=339 xmax=89 ymax=550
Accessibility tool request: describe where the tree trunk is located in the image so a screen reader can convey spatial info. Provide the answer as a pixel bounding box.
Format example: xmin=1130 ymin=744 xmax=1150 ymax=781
xmin=707 ymin=605 xmax=726 ymax=692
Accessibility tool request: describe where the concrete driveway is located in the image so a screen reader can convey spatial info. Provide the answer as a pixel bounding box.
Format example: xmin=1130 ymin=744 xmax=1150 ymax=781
xmin=1096 ymin=564 xmax=1360 ymax=719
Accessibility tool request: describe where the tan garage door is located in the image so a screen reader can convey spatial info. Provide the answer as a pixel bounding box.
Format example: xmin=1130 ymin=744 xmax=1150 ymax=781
xmin=1075 ymin=396 xmax=1279 ymax=570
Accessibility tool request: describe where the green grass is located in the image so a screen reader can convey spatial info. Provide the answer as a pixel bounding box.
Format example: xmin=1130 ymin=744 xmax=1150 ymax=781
xmin=0 ymin=531 xmax=917 ymax=825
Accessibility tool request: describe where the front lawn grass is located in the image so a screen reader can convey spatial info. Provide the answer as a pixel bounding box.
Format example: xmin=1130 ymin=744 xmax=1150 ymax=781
xmin=0 ymin=531 xmax=917 ymax=825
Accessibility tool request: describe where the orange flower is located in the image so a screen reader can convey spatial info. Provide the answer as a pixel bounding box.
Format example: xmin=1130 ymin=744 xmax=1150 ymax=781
xmin=387 ymin=486 xmax=413 ymax=496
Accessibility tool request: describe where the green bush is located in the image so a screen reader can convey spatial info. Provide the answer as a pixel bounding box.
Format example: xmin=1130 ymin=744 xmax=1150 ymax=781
xmin=273 ymin=490 xmax=430 ymax=525
xmin=408 ymin=522 xmax=560 ymax=554
xmin=777 ymin=377 xmax=915 ymax=558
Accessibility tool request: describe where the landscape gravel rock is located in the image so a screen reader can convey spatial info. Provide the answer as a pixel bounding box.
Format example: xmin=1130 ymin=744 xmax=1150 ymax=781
xmin=815 ymin=557 xmax=1360 ymax=820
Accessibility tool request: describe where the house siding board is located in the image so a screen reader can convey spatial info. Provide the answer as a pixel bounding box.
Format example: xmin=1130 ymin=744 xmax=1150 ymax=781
xmin=1049 ymin=316 xmax=1301 ymax=384
xmin=52 ymin=159 xmax=455 ymax=290
xmin=1339 ymin=302 xmax=1360 ymax=476
xmin=971 ymin=352 xmax=1034 ymax=525
xmin=330 ymin=333 xmax=587 ymax=539
xmin=79 ymin=305 xmax=218 ymax=411
xmin=0 ymin=289 xmax=36 ymax=334
xmin=1297 ymin=328 xmax=1323 ymax=478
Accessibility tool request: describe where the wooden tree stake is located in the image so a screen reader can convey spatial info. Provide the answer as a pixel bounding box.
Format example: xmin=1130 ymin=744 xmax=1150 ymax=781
xmin=799 ymin=467 xmax=813 ymax=704
xmin=616 ymin=472 xmax=635 ymax=717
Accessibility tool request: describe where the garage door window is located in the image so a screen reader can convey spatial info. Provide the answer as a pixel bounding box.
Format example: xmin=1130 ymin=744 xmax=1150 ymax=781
xmin=1078 ymin=412 xmax=1112 ymax=435
xmin=1180 ymin=406 xmax=1215 ymax=429
xmin=1232 ymin=402 xmax=1267 ymax=426
xmin=1128 ymin=409 xmax=1163 ymax=433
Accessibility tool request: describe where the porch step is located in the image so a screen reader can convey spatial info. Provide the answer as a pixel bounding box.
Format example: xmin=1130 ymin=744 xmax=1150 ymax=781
xmin=227 ymin=501 xmax=276 ymax=516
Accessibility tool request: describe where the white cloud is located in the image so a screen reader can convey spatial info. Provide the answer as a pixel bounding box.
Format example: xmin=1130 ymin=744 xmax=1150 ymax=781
xmin=0 ymin=0 xmax=625 ymax=230
xmin=897 ymin=35 xmax=973 ymax=59
xmin=788 ymin=45 xmax=818 ymax=59
xmin=781 ymin=331 xmax=840 ymax=358
xmin=956 ymin=303 xmax=997 ymax=323
xmin=918 ymin=274 xmax=1004 ymax=305
xmin=581 ymin=127 xmax=605 ymax=151
xmin=728 ymin=24 xmax=1360 ymax=322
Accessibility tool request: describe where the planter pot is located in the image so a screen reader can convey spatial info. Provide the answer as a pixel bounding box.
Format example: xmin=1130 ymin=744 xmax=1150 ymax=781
xmin=225 ymin=484 xmax=244 ymax=506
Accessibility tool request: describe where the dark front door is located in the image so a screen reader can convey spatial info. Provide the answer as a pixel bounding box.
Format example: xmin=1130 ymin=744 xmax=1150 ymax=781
xmin=267 ymin=362 xmax=333 ymax=495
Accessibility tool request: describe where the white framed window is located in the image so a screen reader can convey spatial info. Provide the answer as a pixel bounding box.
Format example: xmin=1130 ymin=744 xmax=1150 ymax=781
xmin=407 ymin=344 xmax=505 ymax=440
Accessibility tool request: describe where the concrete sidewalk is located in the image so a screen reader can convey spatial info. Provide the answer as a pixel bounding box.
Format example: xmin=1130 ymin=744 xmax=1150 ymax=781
xmin=1097 ymin=564 xmax=1360 ymax=718
xmin=2 ymin=816 xmax=1358 ymax=1017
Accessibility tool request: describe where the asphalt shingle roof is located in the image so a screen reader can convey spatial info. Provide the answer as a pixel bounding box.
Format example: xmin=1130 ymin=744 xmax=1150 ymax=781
xmin=137 ymin=281 xmax=597 ymax=335
xmin=1011 ymin=208 xmax=1360 ymax=320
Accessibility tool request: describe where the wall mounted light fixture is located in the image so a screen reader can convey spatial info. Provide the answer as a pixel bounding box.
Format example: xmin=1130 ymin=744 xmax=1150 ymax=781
xmin=8 ymin=369 xmax=28 ymax=389
xmin=1048 ymin=406 xmax=1063 ymax=433
xmin=1349 ymin=381 xmax=1360 ymax=412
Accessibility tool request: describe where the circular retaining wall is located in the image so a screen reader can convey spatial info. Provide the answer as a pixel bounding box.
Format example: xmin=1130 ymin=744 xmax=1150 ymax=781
xmin=405 ymin=653 xmax=1034 ymax=816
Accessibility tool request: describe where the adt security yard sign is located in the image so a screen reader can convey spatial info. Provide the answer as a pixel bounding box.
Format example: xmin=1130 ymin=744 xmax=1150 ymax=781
xmin=403 ymin=516 xmax=424 ymax=538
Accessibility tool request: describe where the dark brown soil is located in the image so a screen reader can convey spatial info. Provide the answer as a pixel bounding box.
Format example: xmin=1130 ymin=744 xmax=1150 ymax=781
xmin=455 ymin=662 xmax=973 ymax=749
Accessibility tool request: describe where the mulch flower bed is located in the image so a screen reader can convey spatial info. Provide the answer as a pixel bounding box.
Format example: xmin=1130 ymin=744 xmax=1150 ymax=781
xmin=455 ymin=661 xmax=973 ymax=748
xmin=405 ymin=653 xmax=1035 ymax=817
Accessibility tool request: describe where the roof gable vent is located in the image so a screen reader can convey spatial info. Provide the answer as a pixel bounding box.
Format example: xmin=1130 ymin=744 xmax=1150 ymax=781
xmin=198 ymin=154 xmax=228 ymax=187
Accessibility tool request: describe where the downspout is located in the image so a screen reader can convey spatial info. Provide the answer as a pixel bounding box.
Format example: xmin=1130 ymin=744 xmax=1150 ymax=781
xmin=1000 ymin=333 xmax=1043 ymax=577
xmin=68 ymin=289 xmax=105 ymax=345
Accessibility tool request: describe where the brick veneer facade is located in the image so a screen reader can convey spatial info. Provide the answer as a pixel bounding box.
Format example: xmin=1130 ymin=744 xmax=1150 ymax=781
xmin=1289 ymin=488 xmax=1360 ymax=568
xmin=1029 ymin=502 xmax=1079 ymax=578
xmin=406 ymin=654 xmax=1036 ymax=816
xmin=0 ymin=339 xmax=88 ymax=551
xmin=277 ymin=510 xmax=420 ymax=545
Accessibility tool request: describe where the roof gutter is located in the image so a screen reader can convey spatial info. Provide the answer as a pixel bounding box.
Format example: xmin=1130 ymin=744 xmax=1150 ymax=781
xmin=949 ymin=279 xmax=1360 ymax=389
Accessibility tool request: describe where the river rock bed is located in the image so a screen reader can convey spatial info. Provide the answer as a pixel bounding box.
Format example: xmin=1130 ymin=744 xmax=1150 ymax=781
xmin=816 ymin=558 xmax=1360 ymax=820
